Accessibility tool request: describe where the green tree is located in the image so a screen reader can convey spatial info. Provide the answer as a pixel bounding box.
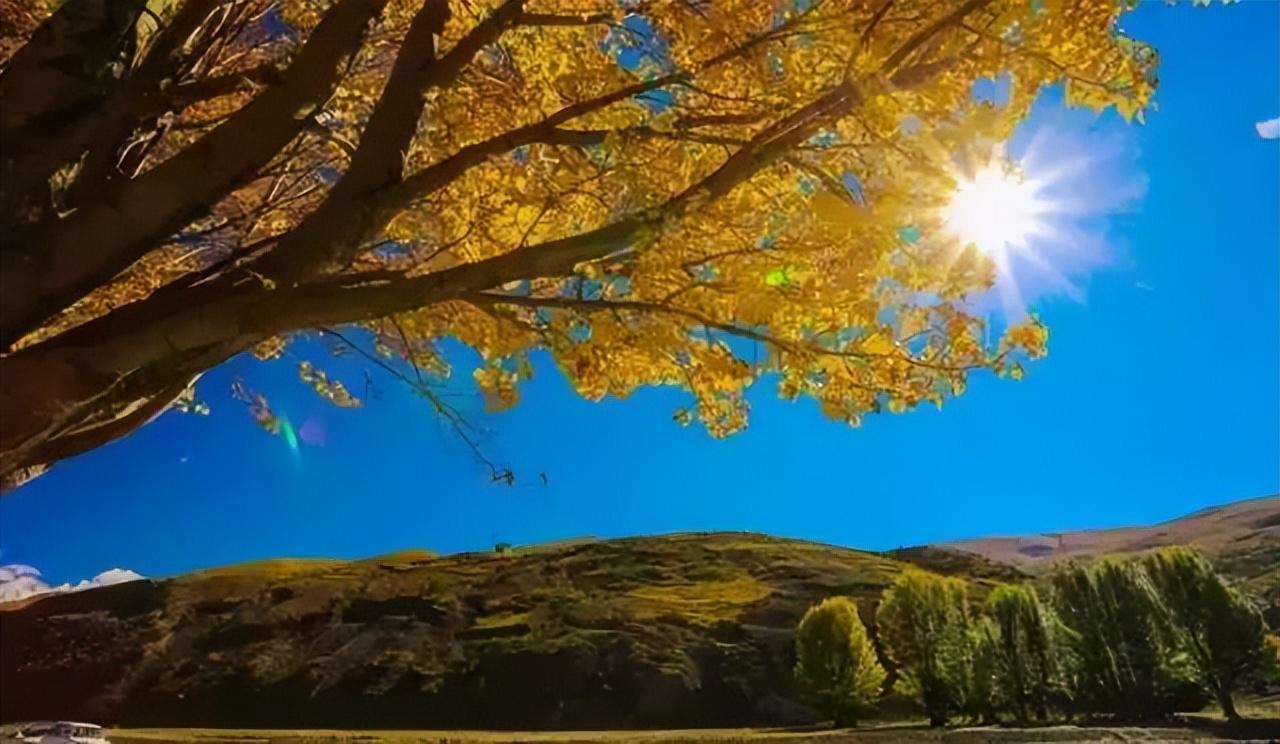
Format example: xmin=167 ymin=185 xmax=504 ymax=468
xmin=876 ymin=568 xmax=975 ymax=726
xmin=968 ymin=616 xmax=1000 ymax=724
xmin=1051 ymin=559 xmax=1195 ymax=719
xmin=1142 ymin=547 xmax=1273 ymax=720
xmin=984 ymin=583 xmax=1063 ymax=722
xmin=794 ymin=596 xmax=886 ymax=726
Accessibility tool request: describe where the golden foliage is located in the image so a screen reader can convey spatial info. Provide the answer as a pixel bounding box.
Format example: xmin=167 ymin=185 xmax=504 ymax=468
xmin=298 ymin=360 xmax=362 ymax=408
xmin=18 ymin=0 xmax=1166 ymax=440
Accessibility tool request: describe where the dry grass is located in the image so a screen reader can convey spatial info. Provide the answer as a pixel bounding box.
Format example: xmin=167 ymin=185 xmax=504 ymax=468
xmin=619 ymin=577 xmax=774 ymax=623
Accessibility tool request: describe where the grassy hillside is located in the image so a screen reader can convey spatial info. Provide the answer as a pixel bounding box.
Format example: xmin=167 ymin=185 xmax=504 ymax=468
xmin=0 ymin=533 xmax=1015 ymax=729
xmin=4 ymin=499 xmax=1275 ymax=731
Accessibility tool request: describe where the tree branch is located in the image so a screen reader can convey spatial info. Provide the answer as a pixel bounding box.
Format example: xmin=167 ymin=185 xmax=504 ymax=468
xmin=519 ymin=12 xmax=615 ymax=27
xmin=7 ymin=374 xmax=197 ymax=484
xmin=253 ymin=0 xmax=526 ymax=285
xmin=881 ymin=0 xmax=989 ymax=74
xmin=27 ymin=78 xmax=862 ymax=379
xmin=0 ymin=0 xmax=151 ymax=151
xmin=0 ymin=0 xmax=225 ymax=225
xmin=0 ymin=10 xmax=866 ymax=471
xmin=464 ymin=291 xmax=980 ymax=374
xmin=534 ymin=125 xmax=745 ymax=149
xmin=0 ymin=0 xmax=390 ymax=349
xmin=168 ymin=62 xmax=285 ymax=108
xmin=247 ymin=1 xmax=826 ymax=284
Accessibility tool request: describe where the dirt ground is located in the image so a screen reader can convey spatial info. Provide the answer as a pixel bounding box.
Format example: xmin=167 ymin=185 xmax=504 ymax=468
xmin=104 ymin=718 xmax=1280 ymax=744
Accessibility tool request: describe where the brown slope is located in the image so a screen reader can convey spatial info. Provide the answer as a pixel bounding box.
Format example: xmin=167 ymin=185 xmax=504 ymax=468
xmin=936 ymin=495 xmax=1280 ymax=622
xmin=937 ymin=494 xmax=1278 ymax=572
xmin=0 ymin=532 xmax=1010 ymax=729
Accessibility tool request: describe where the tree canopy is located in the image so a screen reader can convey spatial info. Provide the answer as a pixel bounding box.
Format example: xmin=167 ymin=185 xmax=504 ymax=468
xmin=0 ymin=0 xmax=1159 ymax=487
xmin=794 ymin=595 xmax=886 ymax=725
xmin=875 ymin=567 xmax=975 ymax=726
xmin=1142 ymin=546 xmax=1275 ymax=720
xmin=982 ymin=582 xmax=1064 ymax=723
xmin=1051 ymin=558 xmax=1204 ymax=718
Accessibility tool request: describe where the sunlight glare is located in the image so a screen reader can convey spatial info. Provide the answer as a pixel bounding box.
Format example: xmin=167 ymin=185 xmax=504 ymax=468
xmin=943 ymin=163 xmax=1045 ymax=255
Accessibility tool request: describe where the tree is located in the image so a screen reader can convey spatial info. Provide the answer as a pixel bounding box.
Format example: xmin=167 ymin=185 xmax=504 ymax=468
xmin=1141 ymin=547 xmax=1274 ymax=720
xmin=0 ymin=0 xmax=1160 ymax=488
xmin=876 ymin=567 xmax=975 ymax=726
xmin=967 ymin=615 xmax=1000 ymax=725
xmin=983 ymin=583 xmax=1063 ymax=723
xmin=1050 ymin=559 xmax=1199 ymax=719
xmin=794 ymin=596 xmax=886 ymax=726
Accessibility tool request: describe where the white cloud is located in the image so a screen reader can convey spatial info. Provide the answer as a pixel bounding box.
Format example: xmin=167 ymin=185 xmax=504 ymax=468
xmin=0 ymin=564 xmax=41 ymax=581
xmin=1257 ymin=118 xmax=1280 ymax=140
xmin=0 ymin=573 xmax=52 ymax=602
xmin=0 ymin=564 xmax=146 ymax=602
xmin=59 ymin=567 xmax=147 ymax=593
xmin=85 ymin=567 xmax=145 ymax=586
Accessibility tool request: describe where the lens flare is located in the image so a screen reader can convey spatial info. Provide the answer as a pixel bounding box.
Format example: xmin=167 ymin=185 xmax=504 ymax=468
xmin=280 ymin=417 xmax=300 ymax=453
xmin=933 ymin=117 xmax=1144 ymax=320
xmin=943 ymin=163 xmax=1046 ymax=255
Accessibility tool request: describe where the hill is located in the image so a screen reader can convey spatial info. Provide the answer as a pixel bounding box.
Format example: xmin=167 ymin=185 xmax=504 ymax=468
xmin=937 ymin=495 xmax=1280 ymax=618
xmin=3 ymin=498 xmax=1276 ymax=729
xmin=0 ymin=533 xmax=1014 ymax=728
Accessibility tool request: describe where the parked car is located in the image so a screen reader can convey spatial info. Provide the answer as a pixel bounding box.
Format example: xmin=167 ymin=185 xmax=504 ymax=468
xmin=13 ymin=722 xmax=109 ymax=743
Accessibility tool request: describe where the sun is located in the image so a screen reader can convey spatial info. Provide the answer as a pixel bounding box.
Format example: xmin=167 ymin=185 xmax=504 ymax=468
xmin=943 ymin=162 xmax=1046 ymax=255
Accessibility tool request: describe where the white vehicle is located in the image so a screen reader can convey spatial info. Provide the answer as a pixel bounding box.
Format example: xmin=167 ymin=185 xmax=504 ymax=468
xmin=14 ymin=722 xmax=109 ymax=744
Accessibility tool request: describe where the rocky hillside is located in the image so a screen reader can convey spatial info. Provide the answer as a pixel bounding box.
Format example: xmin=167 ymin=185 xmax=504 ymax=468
xmin=0 ymin=534 xmax=1016 ymax=728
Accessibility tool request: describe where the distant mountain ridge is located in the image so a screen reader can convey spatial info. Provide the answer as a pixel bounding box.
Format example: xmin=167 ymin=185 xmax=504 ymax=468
xmin=936 ymin=494 xmax=1278 ymax=570
xmin=936 ymin=494 xmax=1280 ymax=621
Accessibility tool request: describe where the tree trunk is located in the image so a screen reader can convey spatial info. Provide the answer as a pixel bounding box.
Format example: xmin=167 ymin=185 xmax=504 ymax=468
xmin=1217 ymin=686 xmax=1240 ymax=721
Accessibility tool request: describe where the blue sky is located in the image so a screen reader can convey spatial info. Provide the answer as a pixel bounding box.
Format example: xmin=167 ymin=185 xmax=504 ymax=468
xmin=1 ymin=2 xmax=1276 ymax=586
